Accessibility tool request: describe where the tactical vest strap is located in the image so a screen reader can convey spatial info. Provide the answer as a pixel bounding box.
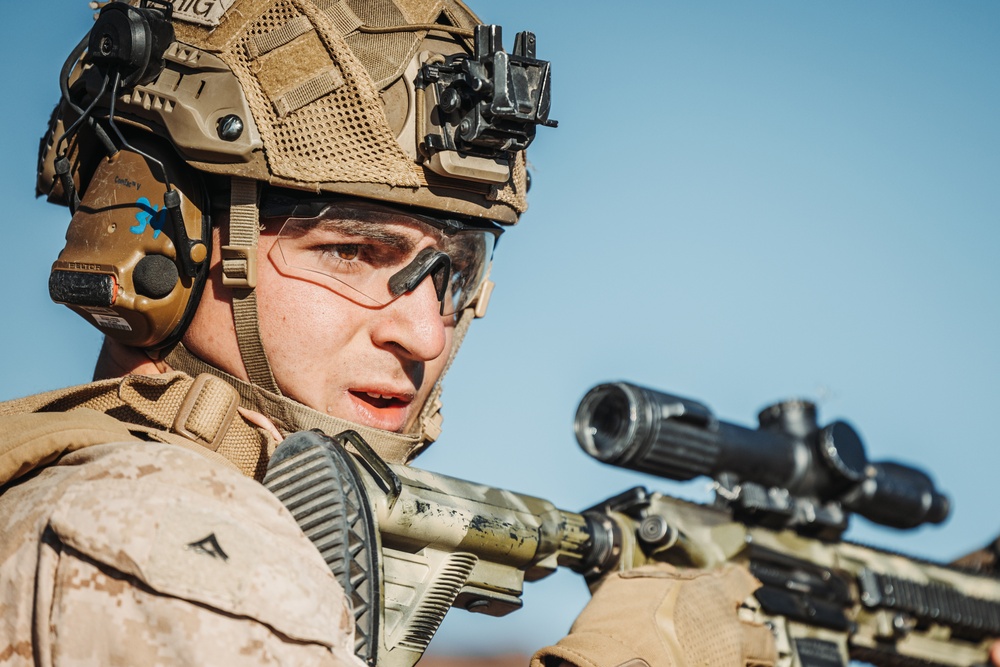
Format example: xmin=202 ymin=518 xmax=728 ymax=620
xmin=0 ymin=372 xmax=271 ymax=482
xmin=117 ymin=372 xmax=242 ymax=454
xmin=173 ymin=374 xmax=243 ymax=452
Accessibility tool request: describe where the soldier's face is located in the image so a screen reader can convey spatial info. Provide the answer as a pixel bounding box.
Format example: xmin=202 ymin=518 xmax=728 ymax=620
xmin=184 ymin=212 xmax=454 ymax=433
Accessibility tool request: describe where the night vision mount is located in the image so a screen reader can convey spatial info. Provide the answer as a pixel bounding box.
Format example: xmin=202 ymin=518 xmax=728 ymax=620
xmin=419 ymin=24 xmax=557 ymax=168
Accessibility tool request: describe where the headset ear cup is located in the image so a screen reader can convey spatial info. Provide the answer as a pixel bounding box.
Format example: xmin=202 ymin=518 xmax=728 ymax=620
xmin=133 ymin=254 xmax=180 ymax=299
xmin=49 ymin=135 xmax=211 ymax=350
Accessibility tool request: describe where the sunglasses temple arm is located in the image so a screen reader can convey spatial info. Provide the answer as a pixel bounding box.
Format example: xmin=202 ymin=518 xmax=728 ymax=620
xmin=387 ymin=248 xmax=453 ymax=311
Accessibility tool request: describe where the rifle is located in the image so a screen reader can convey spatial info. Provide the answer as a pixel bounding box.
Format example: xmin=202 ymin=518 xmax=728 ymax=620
xmin=263 ymin=381 xmax=1000 ymax=667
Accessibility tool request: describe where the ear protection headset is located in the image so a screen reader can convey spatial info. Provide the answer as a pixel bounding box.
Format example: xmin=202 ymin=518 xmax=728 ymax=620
xmin=41 ymin=1 xmax=211 ymax=352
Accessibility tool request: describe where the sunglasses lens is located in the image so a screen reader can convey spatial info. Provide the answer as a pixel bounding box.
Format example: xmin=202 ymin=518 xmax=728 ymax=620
xmin=271 ymin=203 xmax=497 ymax=316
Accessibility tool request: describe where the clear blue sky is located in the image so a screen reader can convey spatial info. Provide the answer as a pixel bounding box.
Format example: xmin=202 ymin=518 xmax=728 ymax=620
xmin=1 ymin=0 xmax=998 ymax=657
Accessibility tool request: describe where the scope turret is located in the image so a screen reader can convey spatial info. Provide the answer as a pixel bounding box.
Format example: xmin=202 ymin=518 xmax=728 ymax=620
xmin=574 ymin=381 xmax=949 ymax=533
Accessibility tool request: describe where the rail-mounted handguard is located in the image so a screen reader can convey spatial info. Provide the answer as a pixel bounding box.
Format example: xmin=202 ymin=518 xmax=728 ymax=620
xmin=265 ymin=383 xmax=1000 ymax=667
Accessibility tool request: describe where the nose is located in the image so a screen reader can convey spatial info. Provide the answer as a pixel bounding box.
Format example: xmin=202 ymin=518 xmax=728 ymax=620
xmin=371 ymin=272 xmax=449 ymax=362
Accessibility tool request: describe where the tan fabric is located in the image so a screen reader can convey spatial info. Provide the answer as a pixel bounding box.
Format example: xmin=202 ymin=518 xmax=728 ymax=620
xmin=226 ymin=0 xmax=421 ymax=188
xmin=340 ymin=0 xmax=436 ymax=89
xmin=0 ymin=440 xmax=364 ymax=666
xmin=248 ymin=14 xmax=315 ymax=57
xmin=0 ymin=409 xmax=139 ymax=487
xmin=0 ymin=372 xmax=273 ymax=480
xmin=225 ymin=175 xmax=295 ymax=433
xmin=161 ymin=0 xmax=526 ymax=224
xmin=531 ymin=564 xmax=776 ymax=667
xmin=166 ymin=342 xmax=427 ymax=464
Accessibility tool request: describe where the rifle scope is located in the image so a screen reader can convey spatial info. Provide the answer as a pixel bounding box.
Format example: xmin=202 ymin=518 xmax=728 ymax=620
xmin=574 ymin=382 xmax=949 ymax=530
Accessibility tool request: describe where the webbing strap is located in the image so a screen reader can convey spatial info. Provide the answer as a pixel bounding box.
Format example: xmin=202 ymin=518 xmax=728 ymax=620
xmin=0 ymin=378 xmax=123 ymax=417
xmin=167 ymin=374 xmax=241 ymax=452
xmin=233 ymin=292 xmax=279 ymax=390
xmin=169 ymin=342 xmax=293 ymax=432
xmin=313 ymin=0 xmax=363 ymax=36
xmin=0 ymin=373 xmax=265 ymax=480
xmin=222 ymin=177 xmax=259 ymax=290
xmin=225 ymin=177 xmax=284 ymax=404
xmin=166 ymin=343 xmax=423 ymax=465
xmin=274 ymin=68 xmax=345 ymax=117
xmin=248 ymin=15 xmax=313 ymax=57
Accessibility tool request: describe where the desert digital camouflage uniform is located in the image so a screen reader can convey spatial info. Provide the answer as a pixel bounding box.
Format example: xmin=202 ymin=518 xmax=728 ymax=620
xmin=4 ymin=0 xmax=534 ymax=662
xmin=0 ymin=374 xmax=364 ymax=666
xmin=3 ymin=0 xmax=782 ymax=664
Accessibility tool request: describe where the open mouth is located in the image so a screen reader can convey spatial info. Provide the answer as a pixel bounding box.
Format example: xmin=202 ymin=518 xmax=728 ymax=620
xmin=349 ymin=390 xmax=409 ymax=410
xmin=346 ymin=389 xmax=414 ymax=432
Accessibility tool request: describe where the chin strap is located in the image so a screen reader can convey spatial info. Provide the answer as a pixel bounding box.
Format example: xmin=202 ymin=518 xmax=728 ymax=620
xmin=221 ymin=177 xmax=295 ymax=429
xmin=166 ymin=342 xmax=424 ymax=464
xmin=409 ymin=265 xmax=493 ymax=452
xmin=407 ymin=304 xmax=476 ymax=457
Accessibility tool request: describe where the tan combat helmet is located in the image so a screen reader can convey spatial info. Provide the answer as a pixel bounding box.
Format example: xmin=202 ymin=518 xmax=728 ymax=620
xmin=36 ymin=0 xmax=556 ymax=458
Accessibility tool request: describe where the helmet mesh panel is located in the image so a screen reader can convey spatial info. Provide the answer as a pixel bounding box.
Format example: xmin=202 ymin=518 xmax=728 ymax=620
xmin=343 ymin=0 xmax=427 ymax=89
xmin=126 ymin=0 xmax=528 ymax=220
xmin=490 ymin=151 xmax=528 ymax=212
xmin=226 ymin=0 xmax=420 ymax=186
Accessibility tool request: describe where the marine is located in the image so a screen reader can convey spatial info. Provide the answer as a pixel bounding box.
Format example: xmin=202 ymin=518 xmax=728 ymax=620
xmin=0 ymin=1 xmax=996 ymax=666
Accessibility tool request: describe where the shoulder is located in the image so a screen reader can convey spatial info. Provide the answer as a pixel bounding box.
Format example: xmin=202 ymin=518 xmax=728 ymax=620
xmin=0 ymin=439 xmax=362 ymax=666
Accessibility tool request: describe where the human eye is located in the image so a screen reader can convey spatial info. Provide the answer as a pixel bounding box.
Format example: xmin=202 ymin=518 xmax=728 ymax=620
xmin=279 ymin=219 xmax=415 ymax=279
xmin=313 ymin=242 xmax=368 ymax=274
xmin=311 ymin=236 xmax=411 ymax=272
xmin=320 ymin=243 xmax=360 ymax=262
